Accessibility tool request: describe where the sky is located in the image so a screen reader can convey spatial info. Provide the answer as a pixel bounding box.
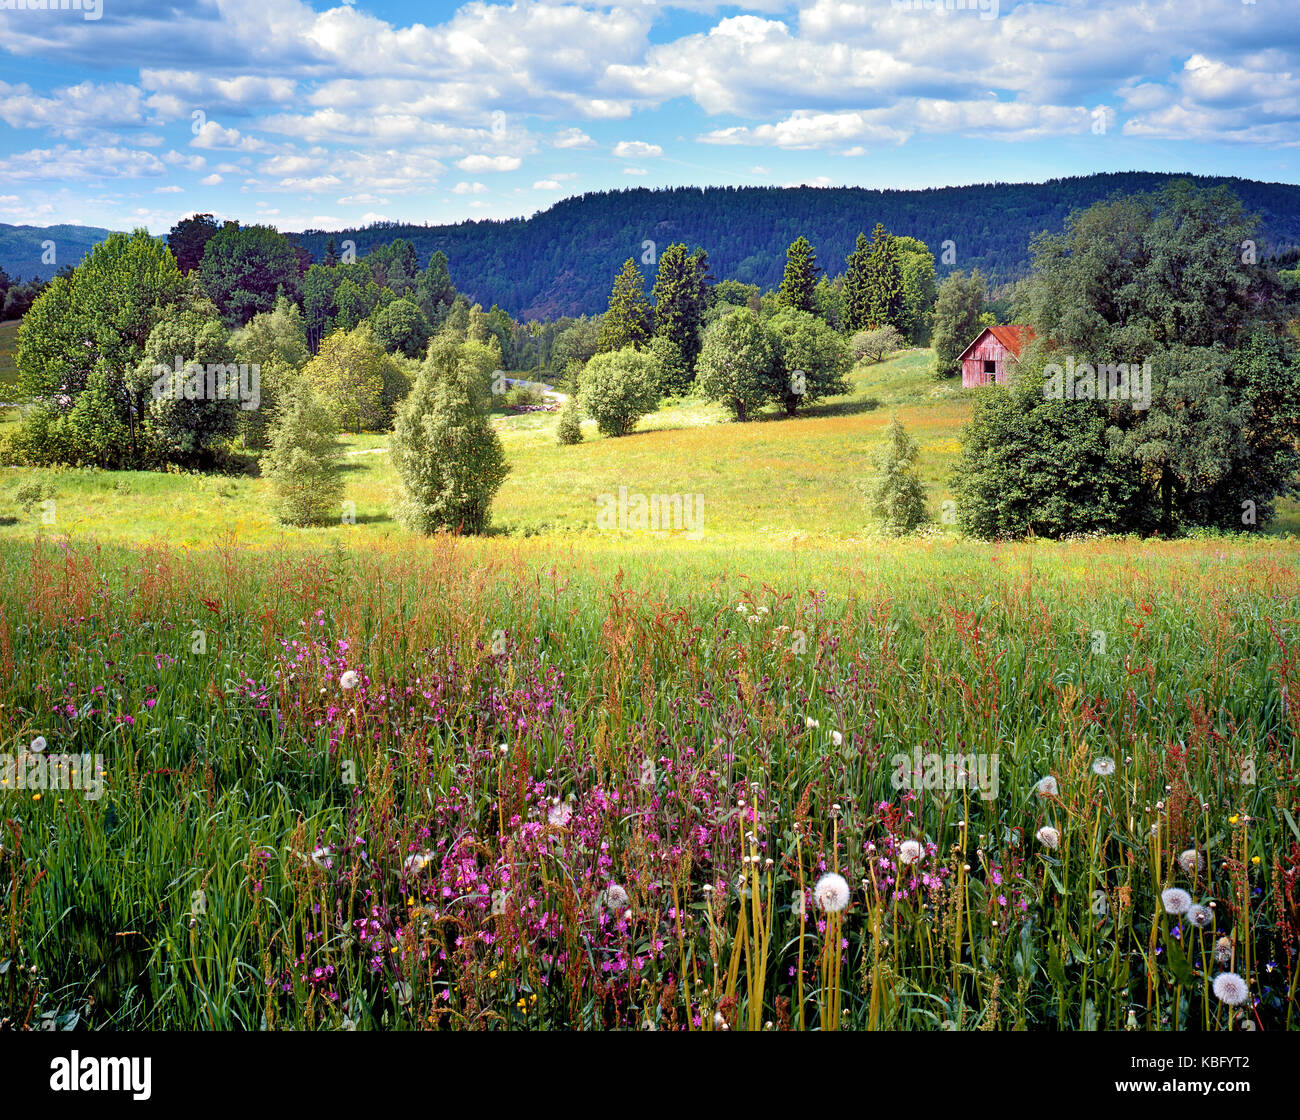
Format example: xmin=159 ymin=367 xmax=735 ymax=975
xmin=0 ymin=0 xmax=1297 ymax=234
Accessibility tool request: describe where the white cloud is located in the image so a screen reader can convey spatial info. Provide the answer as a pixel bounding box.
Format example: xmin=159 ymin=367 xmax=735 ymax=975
xmin=623 ymin=167 xmax=649 ymax=175
xmin=200 ymin=173 xmax=223 ymax=186
xmin=613 ymin=140 xmax=662 ymax=159
xmin=452 ymin=181 xmax=488 ymax=194
xmin=455 ymin=154 xmax=521 ymax=172
xmin=552 ymin=128 xmax=596 ymax=149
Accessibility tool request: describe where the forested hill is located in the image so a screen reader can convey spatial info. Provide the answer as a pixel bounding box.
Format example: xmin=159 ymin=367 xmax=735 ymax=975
xmin=291 ymin=172 xmax=1300 ymax=320
xmin=0 ymin=223 xmax=117 ymax=282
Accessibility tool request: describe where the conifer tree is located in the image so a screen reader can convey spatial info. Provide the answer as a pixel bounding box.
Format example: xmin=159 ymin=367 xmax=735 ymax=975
xmin=864 ymin=224 xmax=905 ymax=330
xmin=843 ymin=232 xmax=872 ymax=332
xmin=597 ymin=258 xmax=651 ymax=353
xmin=779 ymin=236 xmax=819 ymax=313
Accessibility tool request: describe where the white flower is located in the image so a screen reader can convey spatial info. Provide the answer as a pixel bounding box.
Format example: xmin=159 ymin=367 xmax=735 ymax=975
xmin=1036 ymin=826 xmax=1060 ymax=849
xmin=403 ymin=851 xmax=434 ymax=876
xmin=311 ymin=845 xmax=334 ymax=870
xmin=735 ymin=603 xmax=748 ymax=613
xmin=1178 ymin=849 xmax=1202 ymax=875
xmin=1035 ymin=775 xmax=1058 ymax=798
xmin=747 ymin=615 xmax=759 ymax=624
xmin=547 ymin=798 xmax=572 ymax=827
xmin=757 ymin=605 xmax=769 ymax=615
xmin=30 ymin=736 xmax=47 ymax=754
xmin=805 ymin=717 xmax=819 ymax=730
xmin=339 ymin=670 xmax=359 ymax=690
xmin=898 ymin=839 xmax=924 ymax=865
xmin=1211 ymin=972 xmax=1249 ymax=1006
xmin=813 ymin=872 xmax=850 ymax=913
xmin=831 ymin=730 xmax=843 ymax=747
xmin=605 ymin=883 xmax=629 ymax=911
xmin=1161 ymin=887 xmax=1192 ymax=915
xmin=1091 ymin=757 xmax=1116 ymax=776
xmin=1186 ymin=903 xmax=1213 ymax=929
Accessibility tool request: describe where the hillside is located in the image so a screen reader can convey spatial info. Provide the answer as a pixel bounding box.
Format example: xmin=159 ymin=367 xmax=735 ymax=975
xmin=291 ymin=172 xmax=1300 ymax=319
xmin=0 ymin=222 xmax=118 ymax=281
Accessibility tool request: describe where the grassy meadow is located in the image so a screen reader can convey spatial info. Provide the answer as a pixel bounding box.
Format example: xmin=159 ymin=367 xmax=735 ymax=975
xmin=1 ymin=346 xmax=1297 ymax=1031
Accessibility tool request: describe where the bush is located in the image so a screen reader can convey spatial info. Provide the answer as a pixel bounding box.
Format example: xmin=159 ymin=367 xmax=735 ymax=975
xmin=304 ymin=326 xmax=409 ymax=433
xmin=851 ymin=326 xmax=905 ymax=364
xmin=556 ymin=393 xmax=584 ymax=445
xmin=868 ymin=416 xmax=927 ymax=535
xmin=951 ymin=378 xmax=1145 ymax=539
xmin=578 ymin=348 xmax=661 ymax=437
xmin=764 ymin=307 xmax=852 ymax=415
xmin=264 ymin=378 xmax=344 ymax=527
xmin=391 ymin=335 xmax=509 ymax=534
xmin=695 ymin=310 xmax=776 ymax=421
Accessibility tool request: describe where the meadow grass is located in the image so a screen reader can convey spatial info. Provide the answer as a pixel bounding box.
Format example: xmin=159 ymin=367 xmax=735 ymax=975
xmin=1 ymin=346 xmax=1298 ymax=1031
xmin=0 ymin=531 xmax=1296 ymax=1030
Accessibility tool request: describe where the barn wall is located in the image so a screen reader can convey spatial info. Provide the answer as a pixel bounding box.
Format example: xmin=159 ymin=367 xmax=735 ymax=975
xmin=960 ymin=333 xmax=1011 ymax=388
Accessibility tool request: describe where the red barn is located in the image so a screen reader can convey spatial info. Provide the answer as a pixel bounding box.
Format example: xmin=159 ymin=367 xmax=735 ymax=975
xmin=958 ymin=325 xmax=1035 ymax=388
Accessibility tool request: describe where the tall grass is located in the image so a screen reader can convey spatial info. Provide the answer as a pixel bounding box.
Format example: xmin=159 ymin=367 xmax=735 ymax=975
xmin=0 ymin=533 xmax=1296 ymax=1030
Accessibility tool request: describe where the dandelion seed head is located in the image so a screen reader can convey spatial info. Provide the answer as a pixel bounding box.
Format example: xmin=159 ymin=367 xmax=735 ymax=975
xmin=339 ymin=670 xmax=359 ymax=690
xmin=1211 ymin=972 xmax=1249 ymax=1006
xmin=899 ymin=839 xmax=924 ymax=865
xmin=1091 ymin=757 xmax=1116 ymax=776
xmin=813 ymin=872 xmax=851 ymax=913
xmin=1161 ymin=887 xmax=1192 ymax=915
xmin=1036 ymin=826 xmax=1060 ymax=849
xmin=1035 ymin=775 xmax=1058 ymax=798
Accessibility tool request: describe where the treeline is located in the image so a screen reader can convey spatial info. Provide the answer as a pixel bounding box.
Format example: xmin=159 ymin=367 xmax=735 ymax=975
xmin=287 ymin=174 xmax=1300 ymax=318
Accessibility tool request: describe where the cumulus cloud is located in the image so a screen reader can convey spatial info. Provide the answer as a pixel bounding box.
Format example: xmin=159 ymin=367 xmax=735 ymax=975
xmin=613 ymin=140 xmax=663 ymax=158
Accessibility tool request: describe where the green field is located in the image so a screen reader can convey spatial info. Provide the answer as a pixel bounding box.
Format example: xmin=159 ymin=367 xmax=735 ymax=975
xmin=1 ymin=344 xmax=1297 ymax=1032
xmin=3 ymin=347 xmax=1294 ymax=543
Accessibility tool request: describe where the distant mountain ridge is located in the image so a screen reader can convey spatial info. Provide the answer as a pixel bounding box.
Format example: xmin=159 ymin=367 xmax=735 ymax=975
xmin=5 ymin=173 xmax=1300 ymax=321
xmin=0 ymin=222 xmax=118 ymax=281
xmin=290 ymin=173 xmax=1300 ymax=320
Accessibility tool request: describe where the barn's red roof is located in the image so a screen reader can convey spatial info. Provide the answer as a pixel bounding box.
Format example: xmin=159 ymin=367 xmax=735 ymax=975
xmin=957 ymin=324 xmax=1036 ymax=362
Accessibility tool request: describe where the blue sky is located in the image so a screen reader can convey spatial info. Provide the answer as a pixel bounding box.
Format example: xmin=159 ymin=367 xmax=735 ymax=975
xmin=0 ymin=0 xmax=1297 ymax=233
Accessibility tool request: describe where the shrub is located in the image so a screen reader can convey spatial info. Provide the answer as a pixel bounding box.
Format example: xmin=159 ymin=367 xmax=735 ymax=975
xmin=303 ymin=326 xmax=409 ymax=433
xmin=695 ymin=309 xmax=776 ymax=421
xmin=556 ymin=393 xmax=584 ymax=445
xmin=764 ymin=307 xmax=852 ymax=415
xmin=851 ymin=326 xmax=905 ymax=364
xmin=264 ymin=378 xmax=344 ymax=527
xmin=578 ymin=348 xmax=661 ymax=437
xmin=868 ymin=416 xmax=927 ymax=535
xmin=391 ymin=335 xmax=509 ymax=534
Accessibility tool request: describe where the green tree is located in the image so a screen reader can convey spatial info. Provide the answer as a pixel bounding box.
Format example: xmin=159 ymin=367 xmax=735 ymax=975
xmin=598 ymin=258 xmax=652 ymax=352
xmin=869 ymin=416 xmax=928 ymax=535
xmin=556 ymin=392 xmax=584 ymax=445
xmin=371 ymin=297 xmax=432 ymax=358
xmin=199 ymin=222 xmax=301 ymax=325
xmin=13 ymin=229 xmax=185 ymax=466
xmin=304 ymin=327 xmax=408 ymax=433
xmin=764 ymin=307 xmax=852 ymax=415
xmin=895 ymin=236 xmax=937 ymax=344
xmin=931 ymin=269 xmax=987 ymax=379
xmin=652 ymin=243 xmax=706 ymax=372
xmin=230 ymin=296 xmax=310 ymax=449
xmin=265 ymin=378 xmax=345 ymax=526
xmin=864 ymin=224 xmax=905 ymax=331
xmin=578 ymin=347 xmax=661 ymax=437
xmin=851 ymin=325 xmax=905 ymax=364
xmin=779 ymin=236 xmax=819 ymax=313
xmin=391 ymin=334 xmax=509 ymax=534
xmin=166 ymin=213 xmax=220 ymax=275
xmin=843 ymin=232 xmax=872 ymax=332
xmin=695 ymin=309 xmax=776 ymax=422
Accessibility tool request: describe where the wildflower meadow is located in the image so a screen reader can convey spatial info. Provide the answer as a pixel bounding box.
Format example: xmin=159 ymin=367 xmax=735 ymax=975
xmin=1 ymin=534 xmax=1295 ymax=1033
